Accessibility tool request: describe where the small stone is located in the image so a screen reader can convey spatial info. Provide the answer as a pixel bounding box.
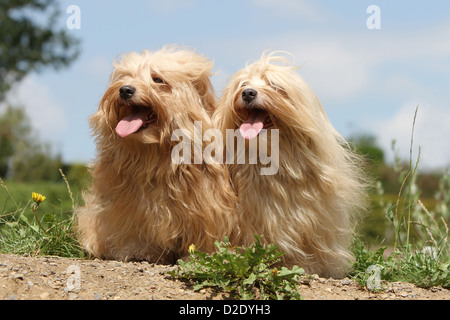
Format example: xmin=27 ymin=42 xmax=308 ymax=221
xmin=317 ymin=277 xmax=327 ymax=283
xmin=341 ymin=279 xmax=352 ymax=286
xmin=12 ymin=273 xmax=24 ymax=280
xmin=68 ymin=293 xmax=78 ymax=300
xmin=40 ymin=292 xmax=50 ymax=299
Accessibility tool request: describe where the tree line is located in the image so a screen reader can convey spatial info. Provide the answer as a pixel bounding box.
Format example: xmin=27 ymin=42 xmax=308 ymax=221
xmin=0 ymin=0 xmax=81 ymax=183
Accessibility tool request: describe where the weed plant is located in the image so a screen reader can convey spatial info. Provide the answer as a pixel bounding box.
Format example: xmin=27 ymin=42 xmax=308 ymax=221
xmin=169 ymin=235 xmax=305 ymax=300
xmin=351 ymin=107 xmax=449 ymax=290
xmin=0 ymin=174 xmax=85 ymax=258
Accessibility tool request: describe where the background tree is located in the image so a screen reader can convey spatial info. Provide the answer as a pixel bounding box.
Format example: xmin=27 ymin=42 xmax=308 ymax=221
xmin=0 ymin=0 xmax=80 ymax=101
xmin=0 ymin=0 xmax=80 ymax=181
xmin=349 ymin=133 xmax=385 ymax=166
xmin=0 ymin=105 xmax=62 ymax=182
xmin=0 ymin=106 xmax=32 ymax=177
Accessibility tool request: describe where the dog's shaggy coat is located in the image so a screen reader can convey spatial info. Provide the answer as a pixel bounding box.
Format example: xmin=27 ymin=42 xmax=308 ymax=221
xmin=214 ymin=52 xmax=368 ymax=277
xmin=75 ymin=47 xmax=237 ymax=264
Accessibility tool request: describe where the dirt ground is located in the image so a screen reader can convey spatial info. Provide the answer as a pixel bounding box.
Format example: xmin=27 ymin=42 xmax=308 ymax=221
xmin=0 ymin=253 xmax=448 ymax=300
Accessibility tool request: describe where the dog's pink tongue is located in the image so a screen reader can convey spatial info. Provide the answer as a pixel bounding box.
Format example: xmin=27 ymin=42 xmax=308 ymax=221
xmin=115 ymin=110 xmax=149 ymax=138
xmin=239 ymin=110 xmax=266 ymax=140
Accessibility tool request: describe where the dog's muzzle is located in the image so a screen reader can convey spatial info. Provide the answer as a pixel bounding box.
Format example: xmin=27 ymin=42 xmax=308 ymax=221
xmin=242 ymin=88 xmax=258 ymax=103
xmin=119 ymin=85 xmax=136 ymax=100
xmin=115 ymin=85 xmax=156 ymax=138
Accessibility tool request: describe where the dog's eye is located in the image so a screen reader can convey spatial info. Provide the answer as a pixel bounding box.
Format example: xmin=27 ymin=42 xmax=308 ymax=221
xmin=152 ymin=77 xmax=165 ymax=84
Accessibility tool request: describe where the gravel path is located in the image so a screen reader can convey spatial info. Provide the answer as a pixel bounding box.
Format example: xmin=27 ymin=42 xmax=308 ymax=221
xmin=1 ymin=253 xmax=448 ymax=300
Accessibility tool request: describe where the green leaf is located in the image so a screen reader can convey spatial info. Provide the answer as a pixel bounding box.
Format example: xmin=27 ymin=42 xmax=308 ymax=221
xmin=29 ymin=224 xmax=40 ymax=233
xmin=19 ymin=213 xmax=30 ymax=225
xmin=243 ymin=273 xmax=256 ymax=285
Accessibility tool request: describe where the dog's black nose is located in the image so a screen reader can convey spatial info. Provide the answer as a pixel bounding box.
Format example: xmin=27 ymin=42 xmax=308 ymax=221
xmin=242 ymin=88 xmax=257 ymax=103
xmin=119 ymin=85 xmax=136 ymax=100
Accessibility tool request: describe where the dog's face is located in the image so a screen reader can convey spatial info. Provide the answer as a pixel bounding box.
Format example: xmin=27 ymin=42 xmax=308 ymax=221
xmin=216 ymin=53 xmax=329 ymax=143
xmin=93 ymin=47 xmax=215 ymax=145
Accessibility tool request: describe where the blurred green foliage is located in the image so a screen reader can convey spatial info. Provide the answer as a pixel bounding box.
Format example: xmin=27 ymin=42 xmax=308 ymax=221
xmin=0 ymin=0 xmax=80 ymax=101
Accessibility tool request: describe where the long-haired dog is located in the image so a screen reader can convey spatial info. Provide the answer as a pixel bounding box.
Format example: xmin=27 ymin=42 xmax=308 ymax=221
xmin=214 ymin=52 xmax=368 ymax=277
xmin=75 ymin=47 xmax=237 ymax=264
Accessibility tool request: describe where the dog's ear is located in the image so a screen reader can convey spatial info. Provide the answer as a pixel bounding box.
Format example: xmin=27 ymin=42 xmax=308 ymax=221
xmin=187 ymin=55 xmax=216 ymax=115
xmin=164 ymin=48 xmax=216 ymax=114
xmin=193 ymin=72 xmax=216 ymax=115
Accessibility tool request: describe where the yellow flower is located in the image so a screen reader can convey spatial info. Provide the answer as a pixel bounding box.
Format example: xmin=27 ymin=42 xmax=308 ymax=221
xmin=32 ymin=192 xmax=46 ymax=204
xmin=271 ymin=268 xmax=278 ymax=277
xmin=30 ymin=192 xmax=47 ymax=232
xmin=188 ymin=244 xmax=196 ymax=254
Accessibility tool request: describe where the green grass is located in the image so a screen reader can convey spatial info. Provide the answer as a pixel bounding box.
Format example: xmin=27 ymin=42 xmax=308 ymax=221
xmin=1 ymin=180 xmax=77 ymax=217
xmin=0 ymin=176 xmax=86 ymax=258
xmin=350 ymin=107 xmax=449 ymax=291
xmin=351 ymin=238 xmax=449 ymax=290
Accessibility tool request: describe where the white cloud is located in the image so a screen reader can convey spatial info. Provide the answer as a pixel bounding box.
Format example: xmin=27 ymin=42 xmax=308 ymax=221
xmin=288 ymin=39 xmax=373 ymax=101
xmin=369 ymin=103 xmax=450 ymax=170
xmin=4 ymin=76 xmax=67 ymax=143
xmin=212 ymin=19 xmax=450 ymax=103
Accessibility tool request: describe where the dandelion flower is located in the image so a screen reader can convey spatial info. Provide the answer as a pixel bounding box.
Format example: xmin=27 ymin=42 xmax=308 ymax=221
xmin=30 ymin=192 xmax=47 ymax=231
xmin=188 ymin=244 xmax=196 ymax=254
xmin=32 ymin=192 xmax=46 ymax=204
xmin=271 ymin=268 xmax=278 ymax=277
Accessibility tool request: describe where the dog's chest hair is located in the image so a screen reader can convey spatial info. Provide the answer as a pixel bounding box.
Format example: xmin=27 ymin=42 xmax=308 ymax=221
xmin=231 ymin=157 xmax=327 ymax=214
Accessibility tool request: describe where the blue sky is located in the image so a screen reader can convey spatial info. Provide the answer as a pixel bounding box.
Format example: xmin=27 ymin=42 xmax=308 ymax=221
xmin=4 ymin=0 xmax=450 ymax=170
